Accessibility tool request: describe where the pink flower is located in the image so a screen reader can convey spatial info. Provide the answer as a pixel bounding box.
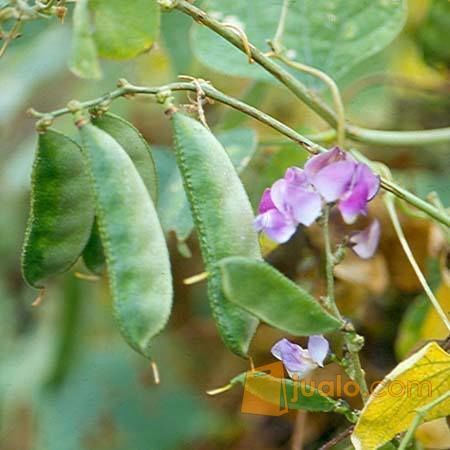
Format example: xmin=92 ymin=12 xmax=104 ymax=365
xmin=305 ymin=147 xmax=380 ymax=224
xmin=254 ymin=147 xmax=381 ymax=246
xmin=254 ymin=168 xmax=322 ymax=243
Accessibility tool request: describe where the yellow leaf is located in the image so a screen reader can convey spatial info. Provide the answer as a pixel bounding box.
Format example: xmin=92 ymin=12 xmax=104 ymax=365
xmin=421 ymin=282 xmax=450 ymax=341
xmin=351 ymin=342 xmax=450 ymax=450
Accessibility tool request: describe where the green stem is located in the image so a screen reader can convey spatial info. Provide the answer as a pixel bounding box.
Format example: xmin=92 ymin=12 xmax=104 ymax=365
xmin=271 ymin=0 xmax=291 ymax=50
xmin=322 ymin=207 xmax=369 ymax=402
xmin=322 ymin=207 xmax=340 ymax=317
xmin=28 ymin=80 xmax=450 ymax=228
xmin=273 ymin=53 xmax=346 ymax=147
xmin=385 ymin=194 xmax=450 ymax=331
xmin=398 ymin=390 xmax=450 ymax=450
xmin=347 ymin=125 xmax=450 ymax=146
xmin=171 ymin=0 xmax=450 ymax=147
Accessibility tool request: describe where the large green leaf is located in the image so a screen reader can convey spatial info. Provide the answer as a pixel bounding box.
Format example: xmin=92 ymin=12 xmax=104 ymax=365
xmin=161 ymin=9 xmax=194 ymax=74
xmin=154 ymin=127 xmax=258 ymax=245
xmin=90 ymin=0 xmax=160 ymax=59
xmin=192 ymin=0 xmax=407 ymax=87
xmin=69 ymin=0 xmax=101 ymax=79
xmin=219 ymin=256 xmax=342 ymax=335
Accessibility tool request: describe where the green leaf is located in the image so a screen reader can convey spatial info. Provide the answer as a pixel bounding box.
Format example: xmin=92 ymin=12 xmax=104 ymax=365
xmin=161 ymin=9 xmax=194 ymax=74
xmin=171 ymin=113 xmax=260 ymax=357
xmin=22 ymin=129 xmax=94 ymax=288
xmin=155 ymin=127 xmax=258 ymax=244
xmin=69 ymin=0 xmax=101 ymax=79
xmin=219 ymin=256 xmax=342 ymax=335
xmin=192 ymin=0 xmax=407 ymax=87
xmin=90 ymin=0 xmax=160 ymax=60
xmin=77 ymin=120 xmax=172 ymax=358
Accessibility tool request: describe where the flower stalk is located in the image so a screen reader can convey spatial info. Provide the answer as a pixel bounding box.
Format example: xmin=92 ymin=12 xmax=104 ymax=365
xmin=322 ymin=207 xmax=369 ymax=402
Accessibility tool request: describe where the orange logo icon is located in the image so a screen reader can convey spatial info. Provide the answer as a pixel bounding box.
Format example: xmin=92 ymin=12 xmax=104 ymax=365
xmin=241 ymin=361 xmax=288 ymax=416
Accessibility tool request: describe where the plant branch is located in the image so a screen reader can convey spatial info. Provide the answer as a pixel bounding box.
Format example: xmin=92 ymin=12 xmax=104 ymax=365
xmin=28 ymin=79 xmax=450 ymax=228
xmin=397 ymin=390 xmax=450 ymax=450
xmin=318 ymin=425 xmax=354 ymax=450
xmin=274 ymin=54 xmax=346 ymax=147
xmin=271 ymin=0 xmax=290 ymax=51
xmin=385 ymin=194 xmax=450 ymax=331
xmin=169 ymin=0 xmax=450 ymax=147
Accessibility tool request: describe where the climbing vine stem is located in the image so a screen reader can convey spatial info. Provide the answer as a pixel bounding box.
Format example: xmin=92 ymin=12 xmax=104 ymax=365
xmin=169 ymin=0 xmax=450 ymax=147
xmin=28 ymin=79 xmax=450 ymax=229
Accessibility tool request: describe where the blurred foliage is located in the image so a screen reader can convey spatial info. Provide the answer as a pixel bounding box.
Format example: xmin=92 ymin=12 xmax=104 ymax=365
xmin=0 ymin=0 xmax=449 ymax=449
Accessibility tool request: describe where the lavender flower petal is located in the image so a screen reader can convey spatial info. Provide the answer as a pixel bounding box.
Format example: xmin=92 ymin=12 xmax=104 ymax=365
xmin=254 ymin=209 xmax=297 ymax=243
xmin=271 ymin=338 xmax=317 ymax=379
xmin=289 ymin=190 xmax=322 ymax=226
xmin=258 ymin=188 xmax=276 ymax=213
xmin=337 ymin=163 xmax=380 ymax=224
xmin=310 ymin=160 xmax=356 ymax=202
xmin=350 ymin=219 xmax=381 ymax=259
xmin=338 ymin=179 xmax=369 ymax=224
xmin=358 ymin=163 xmax=380 ymax=201
xmin=270 ymin=178 xmax=322 ymax=226
xmin=304 ymin=147 xmax=347 ymax=178
xmin=284 ymin=167 xmax=309 ymax=187
xmin=307 ymin=335 xmax=329 ymax=367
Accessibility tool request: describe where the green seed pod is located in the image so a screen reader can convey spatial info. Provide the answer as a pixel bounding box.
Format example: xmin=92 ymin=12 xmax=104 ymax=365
xmin=77 ymin=118 xmax=172 ymax=357
xmin=92 ymin=112 xmax=158 ymax=201
xmin=82 ymin=217 xmax=105 ymax=275
xmin=22 ymin=129 xmax=94 ymax=288
xmin=83 ymin=113 xmax=159 ymax=275
xmin=171 ymin=112 xmax=260 ymax=357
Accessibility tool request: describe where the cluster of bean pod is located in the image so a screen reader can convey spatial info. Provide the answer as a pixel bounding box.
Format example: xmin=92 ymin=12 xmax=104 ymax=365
xmin=21 ymin=110 xmax=265 ymax=359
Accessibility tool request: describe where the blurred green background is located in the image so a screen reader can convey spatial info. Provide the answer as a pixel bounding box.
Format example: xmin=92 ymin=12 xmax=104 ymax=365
xmin=0 ymin=0 xmax=449 ymax=449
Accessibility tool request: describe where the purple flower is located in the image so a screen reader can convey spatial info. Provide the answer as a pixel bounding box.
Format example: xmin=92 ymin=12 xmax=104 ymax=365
xmin=254 ymin=188 xmax=297 ymax=243
xmin=350 ymin=219 xmax=381 ymax=259
xmin=254 ymin=147 xmax=380 ymax=243
xmin=254 ymin=169 xmax=322 ymax=243
xmin=305 ymin=147 xmax=380 ymax=224
xmin=271 ymin=336 xmax=329 ymax=380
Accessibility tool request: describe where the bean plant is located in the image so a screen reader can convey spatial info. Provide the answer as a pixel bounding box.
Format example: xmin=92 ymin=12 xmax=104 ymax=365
xmin=2 ymin=0 xmax=450 ymax=449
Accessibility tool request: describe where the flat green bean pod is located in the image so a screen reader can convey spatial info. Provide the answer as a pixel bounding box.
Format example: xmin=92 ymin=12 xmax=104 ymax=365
xmin=77 ymin=118 xmax=172 ymax=357
xmin=22 ymin=129 xmax=94 ymax=288
xmin=92 ymin=112 xmax=158 ymax=201
xmin=83 ymin=113 xmax=159 ymax=275
xmin=82 ymin=217 xmax=105 ymax=276
xmin=171 ymin=112 xmax=260 ymax=357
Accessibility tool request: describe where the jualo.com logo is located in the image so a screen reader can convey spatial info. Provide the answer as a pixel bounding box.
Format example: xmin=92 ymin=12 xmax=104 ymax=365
xmin=241 ymin=361 xmax=433 ymax=416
